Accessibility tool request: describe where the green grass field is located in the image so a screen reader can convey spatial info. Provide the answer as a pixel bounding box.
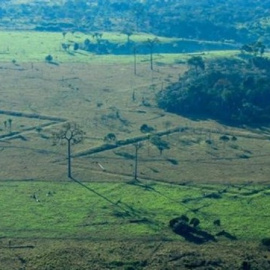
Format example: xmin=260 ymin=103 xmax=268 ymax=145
xmin=0 ymin=30 xmax=242 ymax=63
xmin=1 ymin=180 xmax=270 ymax=241
xmin=0 ymin=31 xmax=175 ymax=63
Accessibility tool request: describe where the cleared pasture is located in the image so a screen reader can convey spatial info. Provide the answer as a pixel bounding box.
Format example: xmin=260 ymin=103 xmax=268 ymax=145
xmin=0 ymin=180 xmax=270 ymax=241
xmin=0 ymin=30 xmax=270 ymax=269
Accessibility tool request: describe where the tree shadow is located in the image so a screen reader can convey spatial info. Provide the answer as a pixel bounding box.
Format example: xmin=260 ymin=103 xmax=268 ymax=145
xmin=70 ymin=176 xmax=129 ymax=215
xmin=70 ymin=177 xmax=162 ymax=230
xmin=70 ymin=177 xmax=156 ymax=221
xmin=216 ymin=230 xmax=237 ymax=240
xmin=170 ymin=220 xmax=216 ymax=244
xmin=127 ymin=179 xmax=193 ymax=211
xmin=126 ymin=179 xmax=156 ymax=191
xmin=48 ymin=61 xmax=59 ymax=66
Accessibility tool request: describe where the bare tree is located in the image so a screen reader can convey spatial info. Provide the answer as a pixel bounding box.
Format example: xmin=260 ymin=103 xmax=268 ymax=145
xmin=122 ymin=28 xmax=133 ymax=43
xmin=146 ymin=37 xmax=159 ymax=70
xmin=132 ymin=46 xmax=138 ymax=75
xmin=53 ymin=122 xmax=84 ymax=178
xmin=8 ymin=118 xmax=12 ymax=133
xmin=133 ymin=142 xmax=143 ymax=181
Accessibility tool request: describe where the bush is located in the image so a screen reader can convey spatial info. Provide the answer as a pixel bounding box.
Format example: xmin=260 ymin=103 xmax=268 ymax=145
xmin=140 ymin=124 xmax=155 ymax=133
xmin=45 ymin=54 xmax=53 ymax=62
xmin=104 ymin=133 xmax=117 ymax=143
xmin=261 ymin=238 xmax=270 ymax=247
xmin=219 ymin=135 xmax=230 ymax=141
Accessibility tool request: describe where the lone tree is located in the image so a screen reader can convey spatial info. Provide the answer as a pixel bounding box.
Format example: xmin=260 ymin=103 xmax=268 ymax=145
xmin=133 ymin=142 xmax=143 ymax=181
xmin=187 ymin=56 xmax=205 ymax=75
xmin=45 ymin=54 xmax=53 ymax=63
xmin=150 ymin=135 xmax=170 ymax=155
xmin=122 ymin=28 xmax=133 ymax=43
xmin=146 ymin=37 xmax=159 ymax=70
xmin=53 ymin=122 xmax=84 ymax=178
xmin=104 ymin=133 xmax=117 ymax=143
xmin=132 ymin=46 xmax=138 ymax=75
xmin=8 ymin=118 xmax=12 ymax=133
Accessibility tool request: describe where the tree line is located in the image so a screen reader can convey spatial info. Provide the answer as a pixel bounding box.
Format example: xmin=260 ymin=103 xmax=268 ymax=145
xmin=2 ymin=0 xmax=270 ymax=46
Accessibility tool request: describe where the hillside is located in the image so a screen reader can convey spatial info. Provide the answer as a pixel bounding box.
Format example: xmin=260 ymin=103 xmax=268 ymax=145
xmin=1 ymin=0 xmax=270 ymax=45
xmin=1 ymin=2 xmax=270 ymax=269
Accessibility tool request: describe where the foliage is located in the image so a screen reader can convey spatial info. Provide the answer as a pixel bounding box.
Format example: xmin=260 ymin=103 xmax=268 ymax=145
xmin=187 ymin=56 xmax=205 ymax=74
xmin=241 ymin=41 xmax=266 ymax=56
xmin=140 ymin=124 xmax=155 ymax=133
xmin=150 ymin=135 xmax=170 ymax=155
xmin=2 ymin=0 xmax=270 ymax=46
xmin=52 ymin=122 xmax=84 ymax=145
xmin=104 ymin=132 xmax=117 ymax=143
xmin=158 ymin=56 xmax=270 ymax=124
xmin=45 ymin=54 xmax=53 ymax=62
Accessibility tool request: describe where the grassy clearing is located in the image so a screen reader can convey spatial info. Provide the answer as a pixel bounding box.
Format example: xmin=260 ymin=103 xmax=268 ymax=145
xmin=0 ymin=180 xmax=270 ymax=241
xmin=1 ymin=57 xmax=270 ymax=184
xmin=0 ymin=31 xmax=177 ymax=63
xmin=79 ymin=126 xmax=270 ymax=184
xmin=0 ymin=30 xmax=242 ymax=64
xmin=0 ymin=31 xmax=269 ymax=258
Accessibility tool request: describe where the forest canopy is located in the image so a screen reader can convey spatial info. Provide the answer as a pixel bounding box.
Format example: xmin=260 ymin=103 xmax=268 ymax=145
xmin=1 ymin=0 xmax=270 ymax=45
xmin=157 ymin=56 xmax=270 ymax=124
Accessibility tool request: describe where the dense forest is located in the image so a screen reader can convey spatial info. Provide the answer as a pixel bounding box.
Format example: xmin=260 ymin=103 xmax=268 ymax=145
xmin=158 ymin=55 xmax=270 ymax=124
xmin=1 ymin=0 xmax=270 ymax=45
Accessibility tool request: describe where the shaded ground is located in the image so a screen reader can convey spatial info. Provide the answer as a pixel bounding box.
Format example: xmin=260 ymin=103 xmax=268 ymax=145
xmin=0 ymin=238 xmax=269 ymax=270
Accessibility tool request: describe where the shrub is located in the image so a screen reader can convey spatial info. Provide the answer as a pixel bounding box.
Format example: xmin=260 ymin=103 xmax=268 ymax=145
xmin=140 ymin=124 xmax=155 ymax=133
xmin=104 ymin=133 xmax=117 ymax=143
xmin=261 ymin=238 xmax=270 ymax=247
xmin=45 ymin=54 xmax=53 ymax=62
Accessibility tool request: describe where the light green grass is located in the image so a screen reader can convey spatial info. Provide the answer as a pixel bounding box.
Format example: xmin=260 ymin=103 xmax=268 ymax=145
xmin=0 ymin=31 xmax=177 ymax=63
xmin=0 ymin=30 xmax=242 ymax=64
xmin=0 ymin=180 xmax=269 ymax=241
